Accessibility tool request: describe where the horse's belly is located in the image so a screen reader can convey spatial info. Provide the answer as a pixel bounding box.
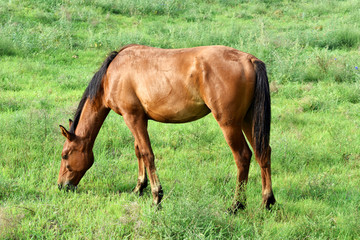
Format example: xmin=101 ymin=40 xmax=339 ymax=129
xmin=143 ymin=100 xmax=211 ymax=123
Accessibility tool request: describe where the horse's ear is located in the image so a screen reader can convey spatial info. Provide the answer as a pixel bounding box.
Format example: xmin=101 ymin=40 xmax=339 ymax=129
xmin=59 ymin=125 xmax=75 ymax=141
xmin=69 ymin=119 xmax=73 ymax=128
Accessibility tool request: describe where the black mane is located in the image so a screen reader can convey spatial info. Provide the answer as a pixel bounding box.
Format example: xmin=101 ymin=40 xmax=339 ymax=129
xmin=69 ymin=50 xmax=119 ymax=134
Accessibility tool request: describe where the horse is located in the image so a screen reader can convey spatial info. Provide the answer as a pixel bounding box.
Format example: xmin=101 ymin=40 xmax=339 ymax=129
xmin=57 ymin=44 xmax=275 ymax=213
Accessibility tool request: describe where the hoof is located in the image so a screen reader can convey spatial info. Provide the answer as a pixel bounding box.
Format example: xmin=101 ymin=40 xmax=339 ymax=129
xmin=132 ymin=180 xmax=148 ymax=197
xmin=227 ymin=201 xmax=246 ymax=215
xmin=152 ymin=187 xmax=164 ymax=205
xmin=264 ymin=194 xmax=276 ymax=210
xmin=132 ymin=187 xmax=144 ymax=197
xmin=152 ymin=202 xmax=163 ymax=211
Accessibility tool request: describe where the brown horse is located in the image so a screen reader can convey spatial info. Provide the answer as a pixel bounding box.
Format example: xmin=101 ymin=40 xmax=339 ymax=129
xmin=58 ymin=44 xmax=275 ymax=213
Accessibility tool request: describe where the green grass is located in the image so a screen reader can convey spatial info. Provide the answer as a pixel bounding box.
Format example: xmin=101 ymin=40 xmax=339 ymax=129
xmin=1 ymin=0 xmax=360 ymax=238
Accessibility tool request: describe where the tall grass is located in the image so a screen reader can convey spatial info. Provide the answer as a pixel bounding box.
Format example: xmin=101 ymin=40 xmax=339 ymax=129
xmin=1 ymin=0 xmax=360 ymax=238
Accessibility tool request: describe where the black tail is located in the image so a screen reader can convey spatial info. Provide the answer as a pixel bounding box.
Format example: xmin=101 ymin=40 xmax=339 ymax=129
xmin=251 ymin=60 xmax=271 ymax=160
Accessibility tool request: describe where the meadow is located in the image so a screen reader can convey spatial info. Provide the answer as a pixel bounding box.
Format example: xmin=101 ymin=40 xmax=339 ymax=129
xmin=1 ymin=0 xmax=360 ymax=238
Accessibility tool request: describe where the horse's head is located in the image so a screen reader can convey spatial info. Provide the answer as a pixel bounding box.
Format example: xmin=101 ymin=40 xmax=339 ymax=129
xmin=57 ymin=121 xmax=94 ymax=191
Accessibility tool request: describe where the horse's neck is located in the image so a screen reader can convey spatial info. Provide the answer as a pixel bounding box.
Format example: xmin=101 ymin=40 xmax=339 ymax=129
xmin=75 ymin=98 xmax=109 ymax=149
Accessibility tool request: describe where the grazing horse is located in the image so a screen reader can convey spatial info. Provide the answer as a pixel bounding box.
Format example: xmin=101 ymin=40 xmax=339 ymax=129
xmin=57 ymin=44 xmax=275 ymax=213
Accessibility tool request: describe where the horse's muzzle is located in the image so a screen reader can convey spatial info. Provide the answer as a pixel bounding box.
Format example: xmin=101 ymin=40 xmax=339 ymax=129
xmin=58 ymin=182 xmax=77 ymax=192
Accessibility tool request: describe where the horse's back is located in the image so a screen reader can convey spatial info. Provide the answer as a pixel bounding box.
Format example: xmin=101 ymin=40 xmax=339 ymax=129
xmin=103 ymin=45 xmax=257 ymax=123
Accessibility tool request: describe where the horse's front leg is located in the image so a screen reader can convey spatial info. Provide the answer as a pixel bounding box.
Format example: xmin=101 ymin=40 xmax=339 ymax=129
xmin=133 ymin=140 xmax=148 ymax=196
xmin=124 ymin=114 xmax=163 ymax=206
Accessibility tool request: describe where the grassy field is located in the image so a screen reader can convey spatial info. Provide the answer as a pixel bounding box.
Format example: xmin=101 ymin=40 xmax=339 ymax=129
xmin=1 ymin=0 xmax=360 ymax=238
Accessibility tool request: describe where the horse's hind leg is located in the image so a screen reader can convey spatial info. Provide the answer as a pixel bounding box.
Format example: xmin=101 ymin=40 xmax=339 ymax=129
xmin=133 ymin=140 xmax=148 ymax=196
xmin=243 ymin=116 xmax=275 ymax=209
xmin=123 ymin=114 xmax=163 ymax=205
xmin=219 ymin=124 xmax=252 ymax=214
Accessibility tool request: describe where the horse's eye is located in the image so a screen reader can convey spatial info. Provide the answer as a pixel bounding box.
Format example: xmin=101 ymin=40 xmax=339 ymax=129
xmin=62 ymin=154 xmax=68 ymax=160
